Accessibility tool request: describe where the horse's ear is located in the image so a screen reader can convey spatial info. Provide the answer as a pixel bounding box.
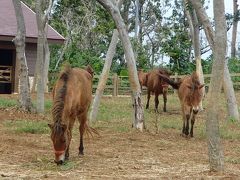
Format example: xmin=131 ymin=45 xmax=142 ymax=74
xmin=199 ymin=84 xmax=205 ymax=89
xmin=48 ymin=123 xmax=53 ymax=130
xmin=85 ymin=65 xmax=94 ymax=77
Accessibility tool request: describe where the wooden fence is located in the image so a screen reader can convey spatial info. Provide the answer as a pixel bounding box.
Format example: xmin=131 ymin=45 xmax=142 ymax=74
xmin=92 ymin=73 xmax=240 ymax=96
xmin=0 ymin=66 xmax=12 ymax=83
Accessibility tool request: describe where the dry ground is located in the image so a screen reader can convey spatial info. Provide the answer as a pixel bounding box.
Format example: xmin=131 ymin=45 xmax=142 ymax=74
xmin=0 ymin=92 xmax=240 ymax=179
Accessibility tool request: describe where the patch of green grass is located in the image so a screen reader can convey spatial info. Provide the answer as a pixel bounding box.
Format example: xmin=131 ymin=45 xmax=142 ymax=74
xmin=97 ymin=97 xmax=132 ymax=122
xmin=219 ymin=122 xmax=240 ymax=140
xmin=4 ymin=120 xmax=49 ymax=134
xmin=23 ymin=156 xmax=78 ymax=171
xmin=32 ymin=100 xmax=53 ymax=112
xmin=0 ymin=97 xmax=18 ymax=108
xmin=114 ymin=126 xmax=130 ymax=133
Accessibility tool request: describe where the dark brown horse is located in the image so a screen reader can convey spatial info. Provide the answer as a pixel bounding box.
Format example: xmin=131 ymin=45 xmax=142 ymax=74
xmin=48 ymin=65 xmax=95 ymax=165
xmin=140 ymin=69 xmax=171 ymax=112
xmin=158 ymin=72 xmax=204 ymax=137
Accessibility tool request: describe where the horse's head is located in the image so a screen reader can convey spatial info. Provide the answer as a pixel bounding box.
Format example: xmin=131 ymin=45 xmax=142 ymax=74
xmin=186 ymin=83 xmax=204 ymax=114
xmin=48 ymin=123 xmax=69 ymax=165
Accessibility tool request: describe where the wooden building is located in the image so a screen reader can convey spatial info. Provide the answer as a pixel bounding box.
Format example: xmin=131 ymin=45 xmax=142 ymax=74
xmin=0 ymin=0 xmax=64 ymax=94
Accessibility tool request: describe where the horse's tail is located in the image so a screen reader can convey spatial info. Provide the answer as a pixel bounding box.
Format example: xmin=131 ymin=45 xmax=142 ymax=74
xmin=85 ymin=123 xmax=100 ymax=137
xmin=157 ymin=73 xmax=180 ymax=89
xmin=52 ymin=65 xmax=71 ymax=122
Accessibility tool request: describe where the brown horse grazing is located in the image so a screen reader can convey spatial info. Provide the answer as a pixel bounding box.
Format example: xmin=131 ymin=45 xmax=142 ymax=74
xmin=48 ymin=65 xmax=95 ymax=165
xmin=144 ymin=69 xmax=171 ymax=112
xmin=158 ymin=72 xmax=204 ymax=137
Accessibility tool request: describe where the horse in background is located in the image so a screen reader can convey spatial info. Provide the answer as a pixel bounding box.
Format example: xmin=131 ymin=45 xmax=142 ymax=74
xmin=137 ymin=69 xmax=148 ymax=90
xmin=48 ymin=64 xmax=95 ymax=165
xmin=158 ymin=72 xmax=204 ymax=137
xmin=138 ymin=68 xmax=171 ymax=112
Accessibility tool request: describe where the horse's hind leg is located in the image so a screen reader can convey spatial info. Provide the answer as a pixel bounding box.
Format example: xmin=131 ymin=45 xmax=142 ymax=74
xmin=154 ymin=93 xmax=159 ymax=113
xmin=163 ymin=91 xmax=167 ymax=112
xmin=146 ymin=90 xmax=151 ymax=109
xmin=78 ymin=112 xmax=87 ymax=156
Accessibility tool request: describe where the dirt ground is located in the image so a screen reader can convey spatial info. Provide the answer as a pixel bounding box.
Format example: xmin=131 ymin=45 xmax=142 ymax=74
xmin=0 ymin=93 xmax=240 ymax=179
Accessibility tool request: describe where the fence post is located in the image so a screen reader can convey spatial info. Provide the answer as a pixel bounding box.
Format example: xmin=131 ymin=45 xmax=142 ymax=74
xmin=112 ymin=73 xmax=118 ymax=97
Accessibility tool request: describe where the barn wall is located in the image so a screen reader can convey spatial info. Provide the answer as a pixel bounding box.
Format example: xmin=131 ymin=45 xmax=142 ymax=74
xmin=25 ymin=43 xmax=37 ymax=76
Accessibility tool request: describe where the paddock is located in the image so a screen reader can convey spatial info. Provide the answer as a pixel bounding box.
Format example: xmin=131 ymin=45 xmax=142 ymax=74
xmin=0 ymin=92 xmax=239 ymax=179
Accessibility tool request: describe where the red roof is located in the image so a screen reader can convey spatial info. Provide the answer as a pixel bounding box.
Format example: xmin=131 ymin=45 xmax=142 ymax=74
xmin=0 ymin=0 xmax=65 ymax=44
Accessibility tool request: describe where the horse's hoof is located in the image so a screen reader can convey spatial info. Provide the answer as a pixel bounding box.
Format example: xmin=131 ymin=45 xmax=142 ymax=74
xmin=180 ymin=133 xmax=185 ymax=137
xmin=78 ymin=152 xmax=84 ymax=156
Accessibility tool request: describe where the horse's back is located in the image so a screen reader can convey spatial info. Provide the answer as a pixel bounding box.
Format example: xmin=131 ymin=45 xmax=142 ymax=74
xmin=67 ymin=68 xmax=93 ymax=109
xmin=147 ymin=69 xmax=169 ymax=93
xmin=54 ymin=67 xmax=93 ymax=116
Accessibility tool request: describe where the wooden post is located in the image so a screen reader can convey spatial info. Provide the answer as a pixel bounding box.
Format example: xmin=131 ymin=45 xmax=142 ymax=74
xmin=112 ymin=73 xmax=118 ymax=97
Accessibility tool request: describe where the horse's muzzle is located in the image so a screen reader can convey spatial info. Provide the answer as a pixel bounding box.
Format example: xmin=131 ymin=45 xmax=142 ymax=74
xmin=54 ymin=159 xmax=64 ymax=165
xmin=193 ymin=109 xmax=199 ymax=114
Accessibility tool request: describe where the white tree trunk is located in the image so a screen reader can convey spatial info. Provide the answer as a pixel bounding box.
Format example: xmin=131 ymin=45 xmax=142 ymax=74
xmin=90 ymin=29 xmax=119 ymax=122
xmin=207 ymin=0 xmax=226 ymax=172
xmin=12 ymin=0 xmax=33 ymax=112
xmin=190 ymin=0 xmax=239 ymax=121
xmin=97 ymin=0 xmax=144 ymax=131
xmin=44 ymin=32 xmax=50 ymax=93
xmin=35 ymin=0 xmax=53 ymax=113
xmin=223 ymin=63 xmax=239 ymax=121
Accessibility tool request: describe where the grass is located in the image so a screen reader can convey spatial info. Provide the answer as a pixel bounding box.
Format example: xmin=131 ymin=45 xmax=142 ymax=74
xmin=0 ymin=96 xmax=52 ymax=111
xmin=0 ymin=97 xmax=18 ymax=108
xmin=32 ymin=99 xmax=52 ymax=112
xmin=1 ymin=92 xmax=240 ymax=140
xmin=4 ymin=120 xmax=49 ymax=134
xmin=225 ymin=157 xmax=240 ymax=164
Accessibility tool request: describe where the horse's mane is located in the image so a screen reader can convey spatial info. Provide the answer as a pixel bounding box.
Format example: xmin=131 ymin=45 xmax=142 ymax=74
xmin=191 ymin=72 xmax=201 ymax=86
xmin=52 ymin=65 xmax=71 ymax=125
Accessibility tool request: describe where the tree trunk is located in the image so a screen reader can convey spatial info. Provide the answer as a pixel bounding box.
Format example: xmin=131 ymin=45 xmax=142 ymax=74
xmin=223 ymin=63 xmax=239 ymax=121
xmin=90 ymin=29 xmax=119 ymax=122
xmin=97 ymin=0 xmax=144 ymax=131
xmin=12 ymin=0 xmax=33 ymax=112
xmin=190 ymin=0 xmax=239 ymax=121
xmin=35 ymin=0 xmax=53 ymax=113
xmin=206 ymin=0 xmax=226 ymax=172
xmin=43 ymin=32 xmax=50 ymax=93
xmin=231 ymin=0 xmax=238 ymax=58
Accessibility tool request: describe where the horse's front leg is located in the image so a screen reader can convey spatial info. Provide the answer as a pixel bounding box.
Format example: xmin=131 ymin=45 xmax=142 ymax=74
xmin=65 ymin=117 xmax=75 ymax=160
xmin=185 ymin=114 xmax=190 ymax=136
xmin=190 ymin=114 xmax=196 ymax=137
